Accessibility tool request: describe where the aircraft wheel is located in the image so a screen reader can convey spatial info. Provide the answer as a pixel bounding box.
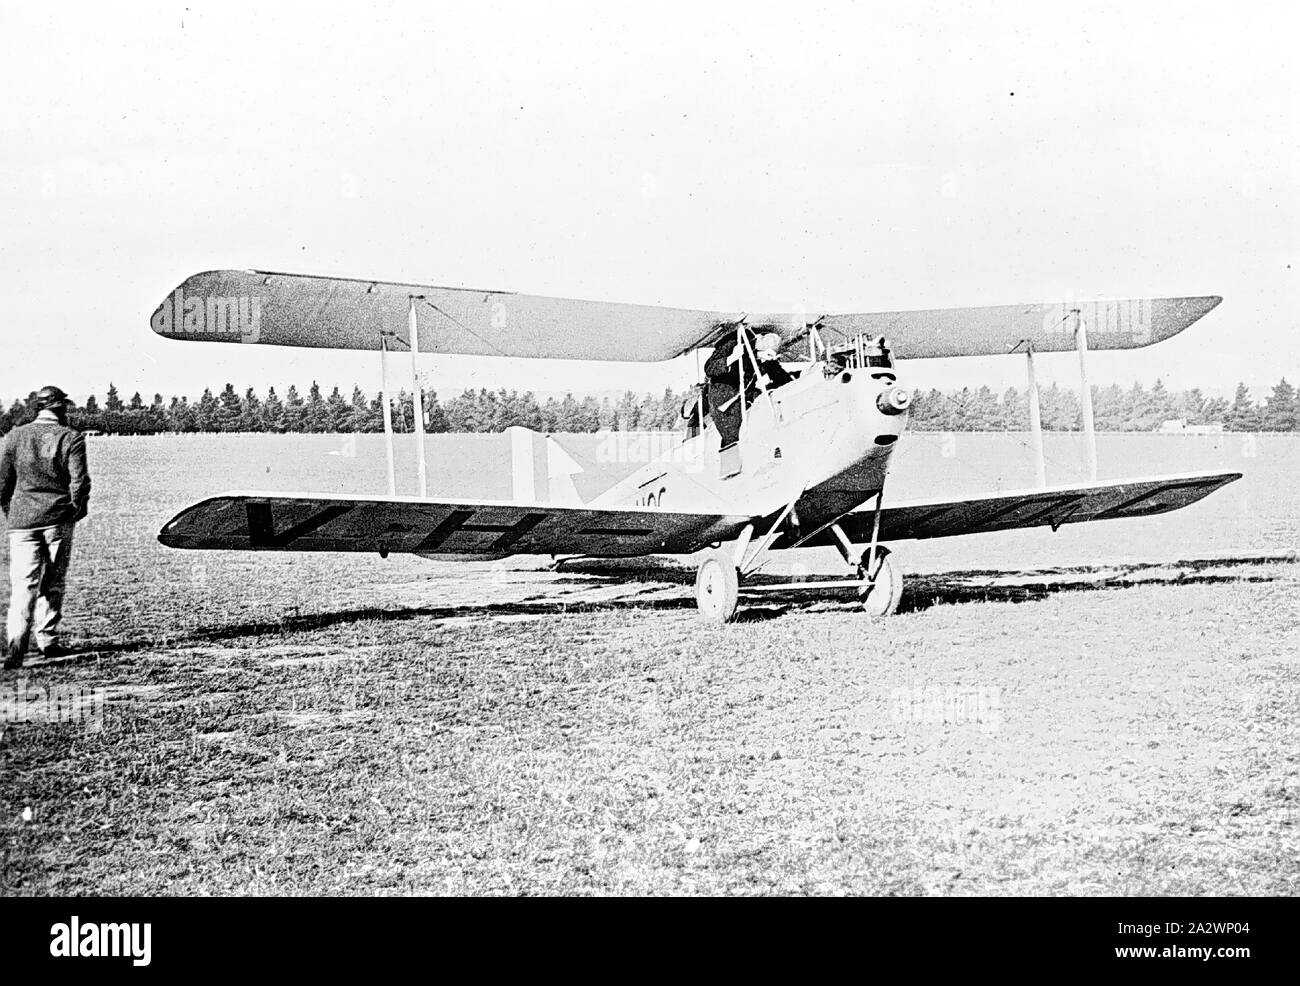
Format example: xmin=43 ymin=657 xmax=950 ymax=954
xmin=695 ymin=550 xmax=740 ymax=623
xmin=858 ymin=548 xmax=903 ymax=617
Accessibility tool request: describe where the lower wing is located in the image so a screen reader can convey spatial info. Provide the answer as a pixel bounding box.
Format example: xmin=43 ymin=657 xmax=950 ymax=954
xmin=159 ymin=471 xmax=1241 ymax=558
xmin=804 ymin=470 xmax=1242 ymax=546
xmin=158 ymin=492 xmax=749 ymax=557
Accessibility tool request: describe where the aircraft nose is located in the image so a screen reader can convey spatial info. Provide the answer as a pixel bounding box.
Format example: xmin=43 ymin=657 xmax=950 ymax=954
xmin=876 ymin=384 xmax=911 ymax=416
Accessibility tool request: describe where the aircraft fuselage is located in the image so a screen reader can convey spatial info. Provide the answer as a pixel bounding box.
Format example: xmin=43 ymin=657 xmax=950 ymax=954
xmin=590 ymin=359 xmax=911 ymax=539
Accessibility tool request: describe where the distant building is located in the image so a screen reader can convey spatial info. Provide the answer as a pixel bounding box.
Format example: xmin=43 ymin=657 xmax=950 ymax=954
xmin=1155 ymin=418 xmax=1224 ymax=434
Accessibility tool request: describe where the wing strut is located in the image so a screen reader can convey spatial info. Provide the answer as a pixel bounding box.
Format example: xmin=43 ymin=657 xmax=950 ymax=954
xmin=409 ymin=296 xmax=428 ymax=497
xmin=1074 ymin=310 xmax=1098 ymax=481
xmin=379 ymin=333 xmax=397 ymax=496
xmin=378 ymin=297 xmax=431 ymax=498
xmin=1014 ymin=307 xmax=1097 ymax=486
xmin=1025 ymin=342 xmax=1047 ymax=489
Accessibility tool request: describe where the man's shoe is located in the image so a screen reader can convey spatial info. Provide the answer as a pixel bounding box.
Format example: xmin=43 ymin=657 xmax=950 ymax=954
xmin=3 ymin=645 xmax=23 ymax=671
xmin=37 ymin=642 xmax=73 ymax=661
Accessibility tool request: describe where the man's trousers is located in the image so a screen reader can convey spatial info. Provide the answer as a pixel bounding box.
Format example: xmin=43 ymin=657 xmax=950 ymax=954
xmin=6 ymin=523 xmax=74 ymax=657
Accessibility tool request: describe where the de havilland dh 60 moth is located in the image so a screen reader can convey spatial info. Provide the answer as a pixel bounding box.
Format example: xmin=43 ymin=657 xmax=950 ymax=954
xmin=151 ymin=270 xmax=1240 ymax=622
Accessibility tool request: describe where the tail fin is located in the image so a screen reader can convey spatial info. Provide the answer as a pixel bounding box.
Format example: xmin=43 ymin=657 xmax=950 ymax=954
xmin=506 ymin=427 xmax=585 ymax=506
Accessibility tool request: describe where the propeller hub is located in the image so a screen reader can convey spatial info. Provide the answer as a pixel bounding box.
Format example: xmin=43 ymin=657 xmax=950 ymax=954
xmin=877 ymin=385 xmax=911 ymax=416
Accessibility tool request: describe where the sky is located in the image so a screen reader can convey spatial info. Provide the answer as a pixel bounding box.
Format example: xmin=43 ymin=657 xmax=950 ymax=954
xmin=1 ymin=0 xmax=1296 ymax=405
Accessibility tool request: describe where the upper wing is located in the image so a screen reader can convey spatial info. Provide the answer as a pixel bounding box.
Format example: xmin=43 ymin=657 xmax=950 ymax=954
xmin=813 ymin=296 xmax=1222 ymax=359
xmin=149 ymin=269 xmax=1221 ymax=362
xmin=150 ymin=270 xmax=739 ymax=362
xmin=801 ymin=471 xmax=1242 ymax=546
xmin=158 ymin=492 xmax=749 ymax=557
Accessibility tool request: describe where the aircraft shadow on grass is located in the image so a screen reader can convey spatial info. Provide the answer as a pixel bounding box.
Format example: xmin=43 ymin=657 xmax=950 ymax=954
xmin=45 ymin=553 xmax=1291 ymax=662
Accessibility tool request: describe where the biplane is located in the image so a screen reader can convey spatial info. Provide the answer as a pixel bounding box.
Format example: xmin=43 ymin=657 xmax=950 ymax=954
xmin=151 ymin=271 xmax=1240 ymax=621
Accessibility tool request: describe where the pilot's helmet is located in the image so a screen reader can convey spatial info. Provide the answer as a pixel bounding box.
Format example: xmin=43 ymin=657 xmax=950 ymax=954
xmin=756 ymin=332 xmax=782 ymax=361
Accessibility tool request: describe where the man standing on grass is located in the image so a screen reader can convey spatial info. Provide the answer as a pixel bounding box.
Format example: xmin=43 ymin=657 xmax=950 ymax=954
xmin=1 ymin=386 xmax=91 ymax=669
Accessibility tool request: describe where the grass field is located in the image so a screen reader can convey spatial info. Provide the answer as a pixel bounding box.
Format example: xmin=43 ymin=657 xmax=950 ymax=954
xmin=1 ymin=433 xmax=1297 ymax=895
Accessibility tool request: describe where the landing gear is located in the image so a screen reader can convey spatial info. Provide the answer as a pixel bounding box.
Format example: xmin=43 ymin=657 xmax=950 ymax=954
xmin=691 ymin=528 xmax=904 ymax=621
xmin=695 ymin=549 xmax=740 ymax=623
xmin=857 ymin=547 xmax=903 ymax=617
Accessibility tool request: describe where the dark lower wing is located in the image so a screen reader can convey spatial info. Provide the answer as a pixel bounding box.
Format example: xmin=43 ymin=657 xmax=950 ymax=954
xmin=803 ymin=471 xmax=1242 ymax=545
xmin=158 ymin=492 xmax=749 ymax=557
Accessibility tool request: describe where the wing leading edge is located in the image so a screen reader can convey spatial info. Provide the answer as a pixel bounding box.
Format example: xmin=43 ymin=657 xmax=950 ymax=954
xmin=149 ymin=269 xmax=1222 ymax=362
xmin=158 ymin=492 xmax=750 ymax=557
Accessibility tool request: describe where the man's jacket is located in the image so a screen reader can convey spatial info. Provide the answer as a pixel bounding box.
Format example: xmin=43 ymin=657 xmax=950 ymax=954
xmin=0 ymin=416 xmax=92 ymax=529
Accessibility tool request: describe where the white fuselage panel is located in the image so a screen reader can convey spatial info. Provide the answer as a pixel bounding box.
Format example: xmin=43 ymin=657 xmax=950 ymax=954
xmin=590 ymin=363 xmax=908 ymax=532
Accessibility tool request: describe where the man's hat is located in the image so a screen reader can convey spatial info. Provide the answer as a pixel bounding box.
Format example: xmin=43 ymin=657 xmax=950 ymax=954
xmin=35 ymin=385 xmax=71 ymax=410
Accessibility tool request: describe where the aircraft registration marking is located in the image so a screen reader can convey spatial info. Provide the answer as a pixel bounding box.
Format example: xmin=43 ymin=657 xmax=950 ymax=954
xmin=246 ymin=502 xmax=354 ymax=548
xmin=415 ymin=509 xmax=548 ymax=552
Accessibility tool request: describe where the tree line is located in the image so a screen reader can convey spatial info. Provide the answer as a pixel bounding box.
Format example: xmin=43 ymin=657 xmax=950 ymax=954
xmin=908 ymin=379 xmax=1297 ymax=433
xmin=1 ymin=378 xmax=1297 ymax=436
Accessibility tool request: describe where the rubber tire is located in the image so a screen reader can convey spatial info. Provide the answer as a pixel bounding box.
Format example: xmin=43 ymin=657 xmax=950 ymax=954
xmin=695 ymin=550 xmax=741 ymax=623
xmin=858 ymin=548 xmax=903 ymax=617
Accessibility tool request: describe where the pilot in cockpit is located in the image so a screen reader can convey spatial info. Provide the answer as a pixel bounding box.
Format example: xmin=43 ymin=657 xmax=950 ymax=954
xmin=754 ymin=332 xmax=793 ymax=390
xmin=701 ymin=330 xmax=796 ymax=447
